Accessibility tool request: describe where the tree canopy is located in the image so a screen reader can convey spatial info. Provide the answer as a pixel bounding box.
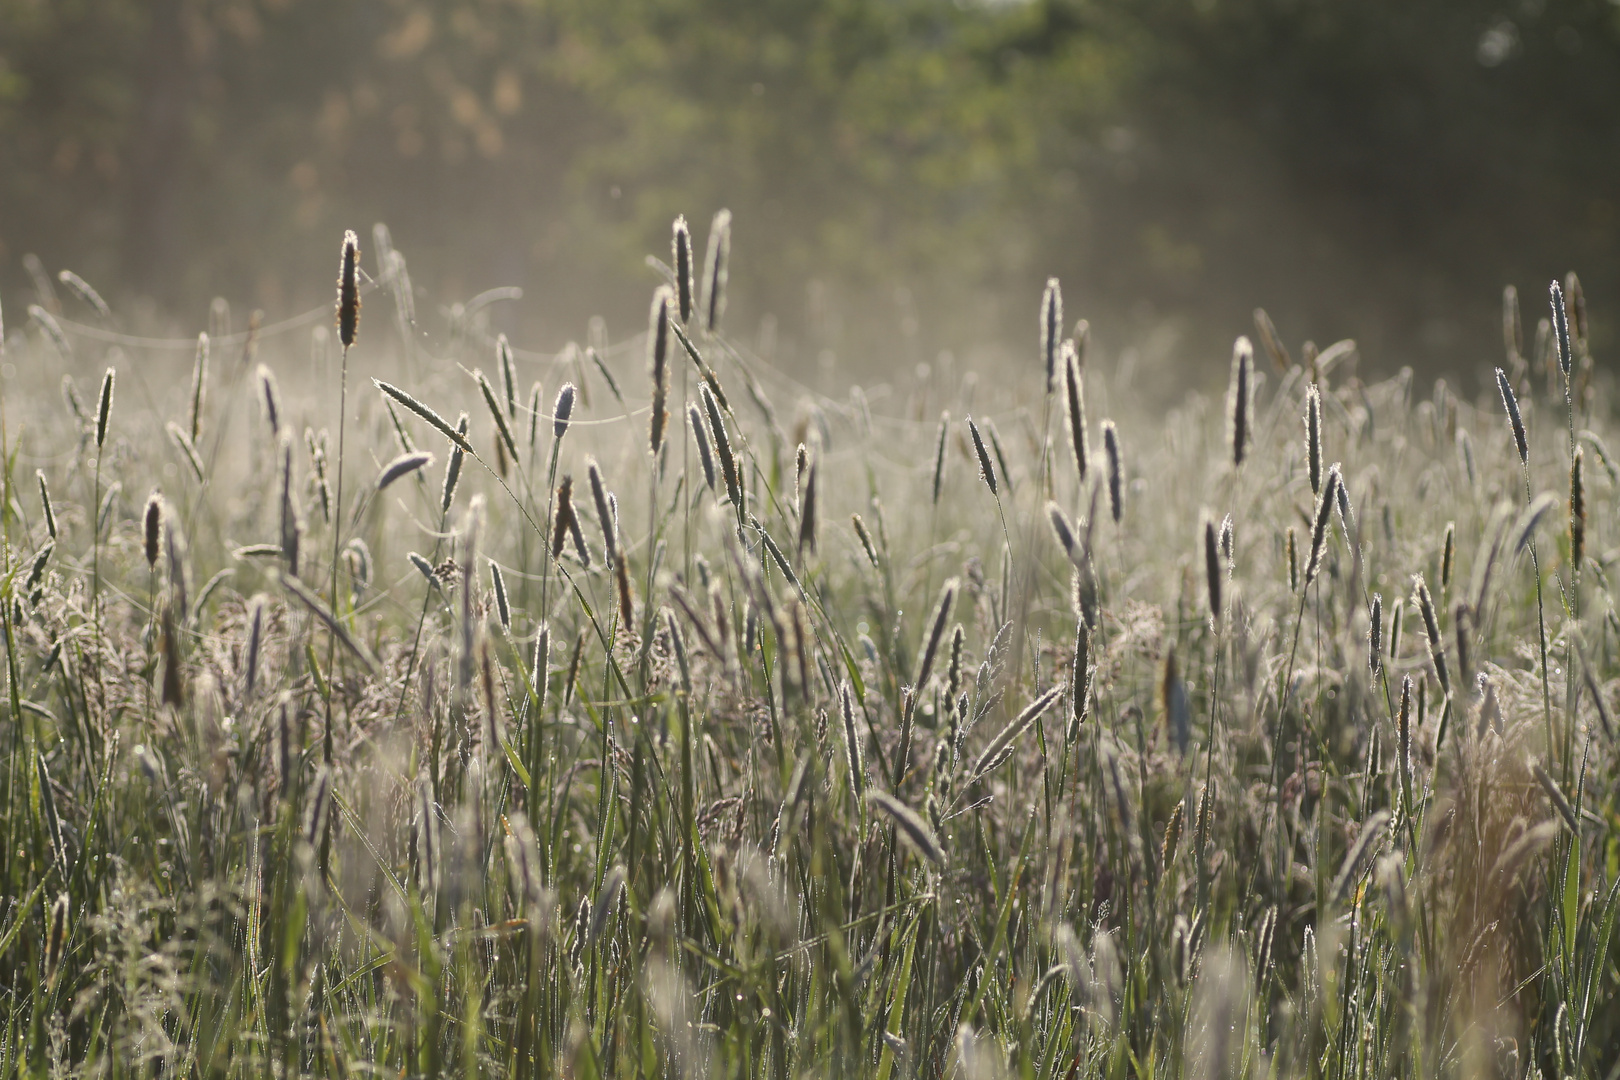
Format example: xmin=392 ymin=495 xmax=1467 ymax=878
xmin=1 ymin=0 xmax=1615 ymax=381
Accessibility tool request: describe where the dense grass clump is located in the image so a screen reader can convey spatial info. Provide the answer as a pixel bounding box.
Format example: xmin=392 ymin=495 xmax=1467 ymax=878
xmin=0 ymin=225 xmax=1617 ymax=1079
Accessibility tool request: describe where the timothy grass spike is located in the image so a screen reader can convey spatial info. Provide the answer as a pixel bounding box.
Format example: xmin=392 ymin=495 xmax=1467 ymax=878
xmin=377 ymin=451 xmax=434 ymax=491
xmin=1228 ymin=336 xmax=1251 ymax=468
xmin=1103 ymin=420 xmax=1123 ymax=524
xmin=37 ymin=470 xmax=56 ymax=541
xmin=95 ymin=366 xmax=114 ymax=449
xmin=1065 ymin=344 xmax=1087 ymax=483
xmin=702 ymin=208 xmax=731 ymax=336
xmin=1305 ymin=384 xmax=1323 ymax=495
xmin=374 ymin=380 xmax=474 ymax=453
xmin=1041 ymin=277 xmax=1062 ymax=394
xmin=337 ymin=230 xmax=360 ymax=348
xmin=673 ymin=215 xmax=694 ymax=324
xmin=190 ymin=333 xmax=208 ymax=443
xmin=477 ymin=369 xmax=519 ymax=465
xmin=966 ymin=416 xmax=997 ymax=496
xmin=649 ymin=286 xmax=672 ymax=455
xmin=1496 ymin=367 xmax=1528 ymax=465
xmin=1413 ymin=573 xmax=1449 ymax=698
xmin=868 ymin=790 xmax=945 ymax=866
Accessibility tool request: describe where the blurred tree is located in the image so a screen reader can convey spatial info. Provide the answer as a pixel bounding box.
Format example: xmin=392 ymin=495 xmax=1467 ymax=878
xmin=0 ymin=0 xmax=1615 ymax=381
xmin=1025 ymin=0 xmax=1620 ymax=375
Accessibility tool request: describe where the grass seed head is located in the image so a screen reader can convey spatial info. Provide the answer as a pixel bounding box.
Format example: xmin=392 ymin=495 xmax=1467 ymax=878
xmin=1048 ymin=501 xmax=1079 ymax=564
xmin=95 ymin=366 xmax=114 ymax=450
xmin=37 ymin=470 xmax=56 ymax=541
xmin=1162 ymin=801 xmax=1184 ymax=868
xmin=1305 ymin=384 xmax=1323 ymax=495
xmin=672 ymin=215 xmax=694 ymax=324
xmin=245 ymin=594 xmax=267 ymax=697
xmin=1096 ymin=420 xmax=1122 ymax=524
xmin=30 ymin=304 xmax=72 ymax=361
xmin=966 ymin=415 xmax=997 ymax=496
xmin=1550 ymin=278 xmax=1571 ymax=377
xmin=1329 ymin=811 xmax=1390 ymax=905
xmin=527 ymin=381 xmax=544 ymax=450
xmin=588 ymin=457 xmax=617 ymax=566
xmin=1369 ymin=593 xmax=1383 ymax=676
xmin=1228 ymin=336 xmax=1251 ymax=467
xmin=257 ymin=364 xmax=283 ymax=437
xmin=688 ymin=403 xmax=716 ymax=491
xmin=702 ymin=383 xmax=742 ymax=514
xmin=1203 ymin=514 xmax=1221 ymax=628
xmin=552 ymin=475 xmax=582 ymax=564
xmin=144 ymin=490 xmax=162 ymax=568
xmin=477 ymin=369 xmax=518 ymax=465
xmin=1305 ymin=464 xmax=1340 ymax=585
xmin=1441 ymin=521 xmax=1455 ymax=591
xmin=442 ymin=413 xmax=470 ymax=514
xmin=1065 ymin=344 xmax=1088 ymax=483
xmin=1254 ymin=306 xmax=1291 ymax=371
xmin=552 ymin=382 xmax=577 ymax=441
xmin=840 ymin=683 xmax=865 ymax=800
xmin=852 ymin=513 xmax=879 ymax=568
xmin=649 ymin=285 xmax=672 ymax=455
xmin=497 ymin=334 xmax=519 ymax=419
xmin=1571 ymin=446 xmax=1586 ymax=572
xmin=797 ymin=452 xmax=818 ymax=554
xmin=377 ymin=451 xmax=434 ymax=491
xmin=1286 ymin=526 xmax=1298 ymax=592
xmin=1565 ymin=270 xmax=1588 ymax=348
xmin=914 ymin=579 xmax=957 ymax=692
xmin=44 ymin=893 xmax=68 ymax=991
xmin=58 ymin=269 xmax=109 ymax=318
xmin=1041 ymin=277 xmax=1063 ymax=394
xmin=1455 ymin=602 xmax=1479 ymax=700
xmin=868 ymin=790 xmax=945 ymax=866
xmin=702 ymin=208 xmax=731 ymax=336
xmin=190 ymin=332 xmax=208 ymax=443
xmin=1495 ymin=367 xmax=1528 ymax=465
xmin=337 ymin=229 xmax=360 ymax=348
xmin=489 ymin=559 xmax=511 ymax=632
xmin=1412 ymin=573 xmax=1449 ymax=698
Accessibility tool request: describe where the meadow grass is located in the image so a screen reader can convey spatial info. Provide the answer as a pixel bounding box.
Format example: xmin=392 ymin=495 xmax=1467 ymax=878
xmin=0 ymin=229 xmax=1616 ymax=1078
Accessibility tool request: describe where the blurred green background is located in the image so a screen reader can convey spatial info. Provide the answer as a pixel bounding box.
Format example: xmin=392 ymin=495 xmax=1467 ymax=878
xmin=1 ymin=0 xmax=1616 ymax=389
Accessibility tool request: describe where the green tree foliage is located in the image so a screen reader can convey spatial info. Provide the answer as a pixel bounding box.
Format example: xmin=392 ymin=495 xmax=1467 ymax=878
xmin=0 ymin=0 xmax=1616 ymax=374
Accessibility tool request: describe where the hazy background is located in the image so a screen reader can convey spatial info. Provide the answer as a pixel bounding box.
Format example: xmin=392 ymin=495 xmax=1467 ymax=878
xmin=2 ymin=0 xmax=1616 ymax=395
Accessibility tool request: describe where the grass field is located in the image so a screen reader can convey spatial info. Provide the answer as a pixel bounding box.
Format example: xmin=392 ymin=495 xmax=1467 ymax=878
xmin=0 ymin=223 xmax=1615 ymax=1078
